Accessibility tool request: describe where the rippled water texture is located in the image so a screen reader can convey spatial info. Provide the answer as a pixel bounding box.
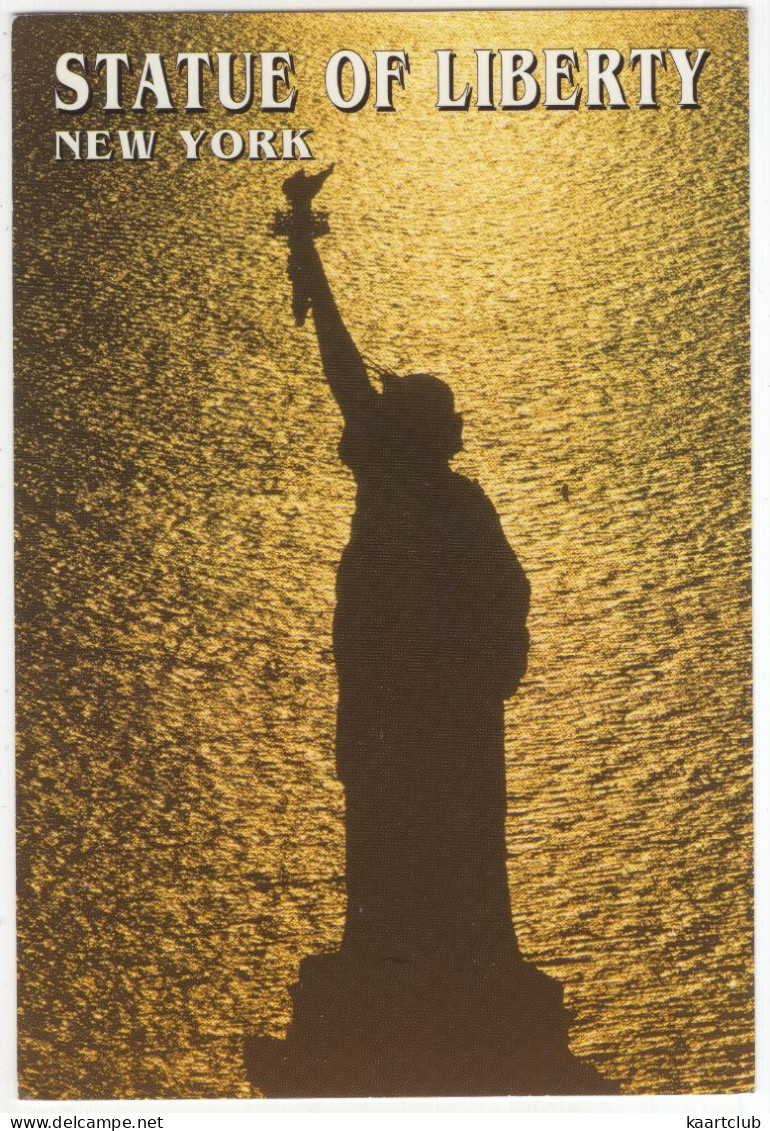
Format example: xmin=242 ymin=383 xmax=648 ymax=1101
xmin=13 ymin=10 xmax=751 ymax=1098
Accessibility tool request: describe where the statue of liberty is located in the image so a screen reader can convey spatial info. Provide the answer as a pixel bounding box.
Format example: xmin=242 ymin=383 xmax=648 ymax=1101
xmin=283 ymin=165 xmax=530 ymax=963
xmin=245 ymin=168 xmax=613 ymax=1097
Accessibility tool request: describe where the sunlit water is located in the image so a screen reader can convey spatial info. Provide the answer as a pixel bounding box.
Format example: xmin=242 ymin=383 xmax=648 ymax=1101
xmin=14 ymin=11 xmax=750 ymax=1097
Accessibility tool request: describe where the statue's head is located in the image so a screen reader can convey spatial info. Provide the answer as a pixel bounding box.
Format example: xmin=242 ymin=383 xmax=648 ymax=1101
xmin=382 ymin=373 xmax=463 ymax=463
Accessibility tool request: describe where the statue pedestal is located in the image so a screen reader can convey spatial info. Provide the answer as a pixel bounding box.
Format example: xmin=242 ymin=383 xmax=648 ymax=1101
xmin=244 ymin=951 xmax=616 ymax=1097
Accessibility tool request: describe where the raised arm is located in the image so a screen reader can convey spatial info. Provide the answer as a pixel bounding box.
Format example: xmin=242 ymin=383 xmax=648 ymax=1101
xmin=284 ymin=169 xmax=376 ymax=422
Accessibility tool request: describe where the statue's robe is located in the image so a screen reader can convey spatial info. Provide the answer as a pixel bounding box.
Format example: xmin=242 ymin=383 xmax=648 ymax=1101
xmin=333 ymin=397 xmax=530 ymax=961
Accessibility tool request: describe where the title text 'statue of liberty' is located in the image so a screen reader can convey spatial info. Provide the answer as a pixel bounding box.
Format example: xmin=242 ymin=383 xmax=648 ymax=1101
xmin=52 ymin=48 xmax=709 ymax=162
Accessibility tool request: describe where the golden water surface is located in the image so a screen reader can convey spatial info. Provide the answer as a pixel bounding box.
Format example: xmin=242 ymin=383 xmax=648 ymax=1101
xmin=13 ymin=11 xmax=750 ymax=1097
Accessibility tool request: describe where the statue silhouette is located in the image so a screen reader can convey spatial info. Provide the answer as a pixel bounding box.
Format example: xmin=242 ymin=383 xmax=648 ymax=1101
xmin=245 ymin=170 xmax=617 ymax=1096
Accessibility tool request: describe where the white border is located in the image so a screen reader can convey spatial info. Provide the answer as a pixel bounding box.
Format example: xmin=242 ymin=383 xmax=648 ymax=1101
xmin=1 ymin=2 xmax=766 ymax=1123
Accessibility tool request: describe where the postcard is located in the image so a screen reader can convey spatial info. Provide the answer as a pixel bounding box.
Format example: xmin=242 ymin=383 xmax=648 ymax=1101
xmin=12 ymin=9 xmax=751 ymax=1098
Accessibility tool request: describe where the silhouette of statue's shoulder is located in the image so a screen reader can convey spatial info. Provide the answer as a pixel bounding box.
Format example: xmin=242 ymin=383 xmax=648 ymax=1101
xmin=449 ymin=472 xmax=517 ymax=551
